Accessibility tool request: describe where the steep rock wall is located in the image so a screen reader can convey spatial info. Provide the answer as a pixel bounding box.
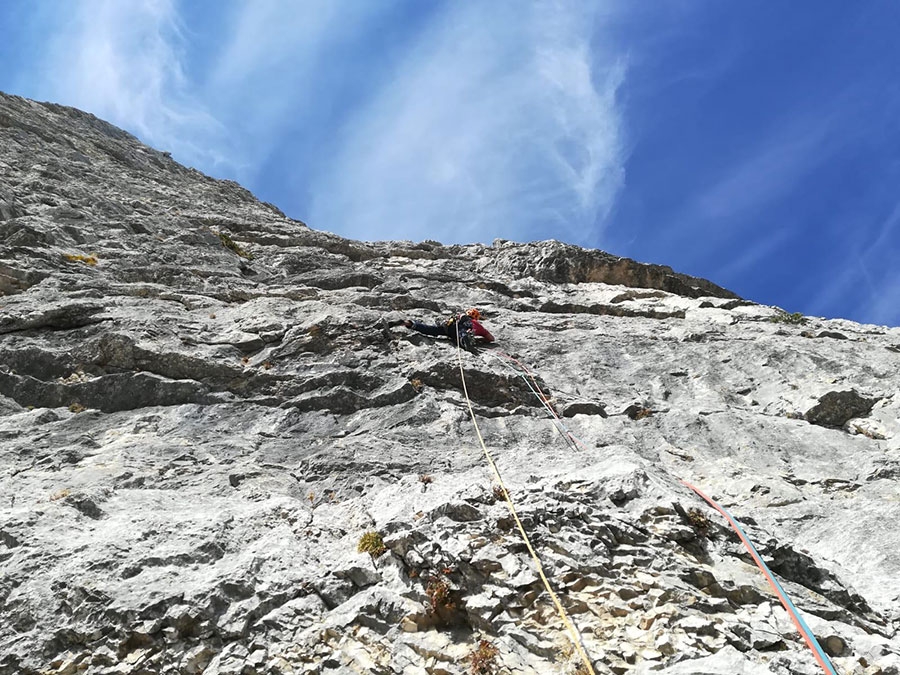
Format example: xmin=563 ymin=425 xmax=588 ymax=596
xmin=1 ymin=91 xmax=899 ymax=675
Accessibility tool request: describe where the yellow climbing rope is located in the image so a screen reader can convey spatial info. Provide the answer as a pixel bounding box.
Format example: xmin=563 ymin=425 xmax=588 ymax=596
xmin=482 ymin=349 xmax=839 ymax=675
xmin=455 ymin=340 xmax=596 ymax=675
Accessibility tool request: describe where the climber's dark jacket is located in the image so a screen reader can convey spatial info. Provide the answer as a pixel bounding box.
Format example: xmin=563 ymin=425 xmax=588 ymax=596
xmin=408 ymin=315 xmax=494 ymax=344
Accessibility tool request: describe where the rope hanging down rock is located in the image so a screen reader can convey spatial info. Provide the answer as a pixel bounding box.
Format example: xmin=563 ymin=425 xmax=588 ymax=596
xmin=680 ymin=480 xmax=840 ymax=675
xmin=454 ymin=338 xmax=597 ymax=675
xmin=488 ymin=348 xmax=840 ymax=675
xmin=491 ymin=349 xmax=588 ymax=452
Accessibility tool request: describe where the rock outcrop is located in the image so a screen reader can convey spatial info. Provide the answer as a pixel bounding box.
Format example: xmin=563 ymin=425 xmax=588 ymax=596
xmin=1 ymin=90 xmax=899 ymax=675
xmin=805 ymin=390 xmax=880 ymax=429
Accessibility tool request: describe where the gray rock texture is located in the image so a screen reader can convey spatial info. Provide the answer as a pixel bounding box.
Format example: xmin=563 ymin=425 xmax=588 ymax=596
xmin=1 ymin=90 xmax=899 ymax=675
xmin=805 ymin=390 xmax=880 ymax=428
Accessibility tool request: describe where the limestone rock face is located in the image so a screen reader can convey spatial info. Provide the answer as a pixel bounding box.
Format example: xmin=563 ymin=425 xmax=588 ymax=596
xmin=1 ymin=90 xmax=899 ymax=675
xmin=805 ymin=390 xmax=880 ymax=428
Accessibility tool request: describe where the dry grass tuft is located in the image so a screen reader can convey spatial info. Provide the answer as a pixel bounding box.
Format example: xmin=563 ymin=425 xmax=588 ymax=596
xmin=63 ymin=253 xmax=98 ymax=266
xmin=215 ymin=231 xmax=253 ymax=259
xmin=425 ymin=577 xmax=453 ymax=613
xmin=468 ymin=639 xmax=500 ymax=674
xmin=357 ymin=531 xmax=387 ymax=558
xmin=686 ymin=507 xmax=711 ymax=534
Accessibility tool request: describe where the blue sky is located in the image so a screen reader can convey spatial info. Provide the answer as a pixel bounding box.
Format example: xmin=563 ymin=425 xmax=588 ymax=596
xmin=2 ymin=1 xmax=899 ymax=326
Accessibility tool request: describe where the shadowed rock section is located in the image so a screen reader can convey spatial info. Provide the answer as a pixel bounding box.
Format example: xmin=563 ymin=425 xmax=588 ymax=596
xmin=805 ymin=389 xmax=880 ymax=428
xmin=1 ymin=90 xmax=899 ymax=675
xmin=486 ymin=240 xmax=738 ymax=299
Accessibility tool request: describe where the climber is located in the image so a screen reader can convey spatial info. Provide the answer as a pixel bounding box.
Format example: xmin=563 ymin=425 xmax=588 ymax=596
xmin=404 ymin=308 xmax=494 ymax=350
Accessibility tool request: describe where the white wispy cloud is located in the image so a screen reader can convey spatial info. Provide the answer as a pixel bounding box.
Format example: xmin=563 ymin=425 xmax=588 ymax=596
xmin=861 ymin=270 xmax=900 ymax=327
xmin=647 ymin=106 xmax=851 ymax=278
xmin=693 ymin=116 xmax=835 ymax=223
xmin=209 ymin=0 xmax=349 ymax=89
xmin=803 ymin=244 xmax=899 ymax=326
xmin=27 ymin=0 xmax=629 ymax=247
xmin=35 ymin=0 xmax=228 ymax=170
xmin=307 ymin=1 xmax=628 ymax=245
xmin=666 ymin=108 xmax=845 ymax=262
xmin=812 ymin=201 xmax=900 ymax=326
xmin=864 ymin=199 xmax=900 ymax=260
xmin=806 ymin=260 xmax=896 ymax=326
xmin=202 ymin=1 xmax=392 ymax=185
xmin=713 ymin=228 xmax=792 ymax=289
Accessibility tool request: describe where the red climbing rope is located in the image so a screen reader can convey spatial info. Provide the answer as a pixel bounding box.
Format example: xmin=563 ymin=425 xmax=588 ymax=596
xmin=488 ymin=349 xmax=840 ymax=675
xmin=681 ymin=480 xmax=839 ymax=675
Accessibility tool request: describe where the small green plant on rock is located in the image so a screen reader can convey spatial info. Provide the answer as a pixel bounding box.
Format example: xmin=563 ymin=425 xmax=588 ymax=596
xmin=215 ymin=231 xmax=253 ymax=259
xmin=357 ymin=531 xmax=387 ymax=559
xmin=468 ymin=639 xmax=500 ymax=675
xmin=770 ymin=310 xmax=807 ymax=325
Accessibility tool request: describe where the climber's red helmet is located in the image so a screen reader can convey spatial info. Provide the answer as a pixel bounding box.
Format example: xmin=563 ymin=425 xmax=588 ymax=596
xmin=466 ymin=308 xmax=481 ymax=321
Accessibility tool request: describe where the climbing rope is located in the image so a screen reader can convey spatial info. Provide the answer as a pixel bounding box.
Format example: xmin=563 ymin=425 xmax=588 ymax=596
xmin=681 ymin=480 xmax=839 ymax=675
xmin=454 ymin=339 xmax=596 ymax=675
xmin=490 ymin=349 xmax=591 ymax=452
xmin=486 ymin=349 xmax=840 ymax=675
xmin=489 ymin=351 xmax=577 ymax=450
